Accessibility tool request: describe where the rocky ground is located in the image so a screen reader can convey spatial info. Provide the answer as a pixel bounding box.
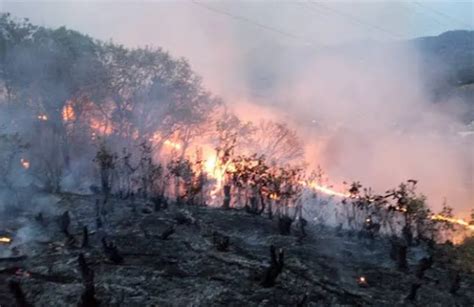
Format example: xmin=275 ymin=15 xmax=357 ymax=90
xmin=0 ymin=193 xmax=473 ymax=306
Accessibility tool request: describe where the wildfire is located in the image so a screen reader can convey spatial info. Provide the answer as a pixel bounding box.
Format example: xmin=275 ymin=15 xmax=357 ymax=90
xmin=0 ymin=237 xmax=12 ymax=244
xmin=20 ymin=158 xmax=30 ymax=169
xmin=204 ymin=153 xmax=226 ymax=199
xmin=269 ymin=193 xmax=280 ymax=200
xmin=163 ymin=140 xmax=181 ymax=150
xmin=89 ymin=118 xmax=113 ymax=135
xmin=304 ymin=180 xmax=350 ymax=198
xmin=62 ymin=104 xmax=76 ymax=122
xmin=431 ymin=214 xmax=474 ymax=231
xmin=303 ymin=180 xmax=474 ymax=232
xmin=37 ymin=114 xmax=48 ymax=121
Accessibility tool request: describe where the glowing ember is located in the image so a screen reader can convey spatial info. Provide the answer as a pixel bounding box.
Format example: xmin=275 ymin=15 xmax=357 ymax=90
xmin=20 ymin=158 xmax=30 ymax=169
xmin=37 ymin=114 xmax=48 ymax=121
xmin=357 ymin=276 xmax=368 ymax=286
xmin=269 ymin=193 xmax=280 ymax=200
xmin=62 ymin=104 xmax=76 ymax=122
xmin=0 ymin=237 xmax=12 ymax=244
xmin=89 ymin=118 xmax=113 ymax=135
xmin=163 ymin=140 xmax=181 ymax=150
xmin=431 ymin=214 xmax=474 ymax=231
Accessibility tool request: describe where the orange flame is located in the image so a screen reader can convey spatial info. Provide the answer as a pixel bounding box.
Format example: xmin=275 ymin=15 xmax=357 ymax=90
xmin=431 ymin=214 xmax=474 ymax=231
xmin=269 ymin=193 xmax=280 ymax=200
xmin=163 ymin=140 xmax=181 ymax=150
xmin=304 ymin=180 xmax=473 ymax=232
xmin=303 ymin=180 xmax=350 ymax=198
xmin=89 ymin=118 xmax=113 ymax=135
xmin=62 ymin=104 xmax=76 ymax=122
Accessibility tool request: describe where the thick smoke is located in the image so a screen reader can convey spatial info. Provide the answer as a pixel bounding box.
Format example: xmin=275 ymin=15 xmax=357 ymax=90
xmin=162 ymin=7 xmax=473 ymax=216
xmin=2 ymin=3 xmax=473 ymax=216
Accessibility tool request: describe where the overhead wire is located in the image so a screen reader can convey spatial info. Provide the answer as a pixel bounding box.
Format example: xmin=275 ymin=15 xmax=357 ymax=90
xmin=307 ymin=1 xmax=405 ymax=39
xmin=191 ymin=0 xmax=316 ymax=45
xmin=412 ymin=1 xmax=473 ymax=30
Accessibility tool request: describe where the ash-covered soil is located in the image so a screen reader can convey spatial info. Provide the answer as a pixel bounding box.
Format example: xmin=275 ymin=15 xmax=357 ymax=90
xmin=0 ymin=194 xmax=473 ymax=306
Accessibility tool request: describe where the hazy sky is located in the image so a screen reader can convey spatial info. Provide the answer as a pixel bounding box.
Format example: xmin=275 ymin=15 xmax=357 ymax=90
xmin=3 ymin=0 xmax=471 ymax=99
xmin=2 ymin=1 xmax=472 ymax=62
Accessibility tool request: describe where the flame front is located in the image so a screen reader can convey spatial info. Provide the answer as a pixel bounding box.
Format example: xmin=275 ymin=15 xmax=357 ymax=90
xmin=431 ymin=214 xmax=474 ymax=231
xmin=304 ymin=180 xmax=350 ymax=198
xmin=303 ymin=180 xmax=474 ymax=232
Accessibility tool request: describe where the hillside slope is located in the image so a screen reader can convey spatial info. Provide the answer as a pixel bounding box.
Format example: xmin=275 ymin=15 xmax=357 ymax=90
xmin=0 ymin=194 xmax=473 ymax=306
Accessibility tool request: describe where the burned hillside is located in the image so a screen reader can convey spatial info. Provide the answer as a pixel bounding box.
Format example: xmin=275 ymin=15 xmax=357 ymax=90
xmin=0 ymin=193 xmax=473 ymax=306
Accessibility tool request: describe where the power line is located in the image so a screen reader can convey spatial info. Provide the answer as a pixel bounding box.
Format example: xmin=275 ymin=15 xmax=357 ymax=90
xmin=412 ymin=1 xmax=472 ymax=30
xmin=191 ymin=0 xmax=315 ymax=44
xmin=398 ymin=2 xmax=452 ymax=29
xmin=307 ymin=1 xmax=405 ymax=40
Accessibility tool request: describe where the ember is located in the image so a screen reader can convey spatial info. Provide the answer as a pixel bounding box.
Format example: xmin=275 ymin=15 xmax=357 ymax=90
xmin=357 ymin=276 xmax=368 ymax=287
xmin=163 ymin=139 xmax=181 ymax=150
xmin=20 ymin=158 xmax=30 ymax=169
xmin=0 ymin=236 xmax=12 ymax=244
xmin=37 ymin=114 xmax=48 ymax=121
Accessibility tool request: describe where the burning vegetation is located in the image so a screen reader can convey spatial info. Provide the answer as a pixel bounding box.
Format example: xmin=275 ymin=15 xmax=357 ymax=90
xmin=0 ymin=13 xmax=473 ymax=306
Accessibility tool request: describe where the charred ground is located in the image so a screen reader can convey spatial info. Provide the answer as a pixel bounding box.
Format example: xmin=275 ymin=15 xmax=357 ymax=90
xmin=0 ymin=193 xmax=473 ymax=307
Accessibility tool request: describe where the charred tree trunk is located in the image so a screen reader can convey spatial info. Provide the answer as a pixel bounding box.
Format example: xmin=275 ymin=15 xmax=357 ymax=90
xmin=78 ymin=254 xmax=99 ymax=307
xmin=402 ymin=224 xmax=413 ymax=246
xmin=390 ymin=240 xmax=408 ymax=271
xmin=449 ymin=271 xmax=461 ymax=295
xmin=405 ymin=283 xmax=421 ymax=301
xmin=160 ymin=225 xmax=175 ymax=240
xmin=81 ymin=226 xmax=89 ymax=248
xmin=415 ymin=256 xmax=433 ymax=279
xmin=101 ymin=238 xmax=124 ymax=264
xmin=222 ymin=184 xmax=231 ymax=209
xmin=212 ymin=231 xmax=230 ymax=252
xmin=258 ymin=191 xmax=266 ymax=215
xmin=261 ymin=245 xmax=284 ymax=287
xmin=8 ymin=280 xmax=32 ymax=307
xmin=175 ymin=177 xmax=180 ymax=204
xmin=278 ymin=215 xmax=293 ymax=236
xmin=268 ymin=198 xmax=273 ymax=220
xmin=59 ymin=211 xmax=76 ymax=247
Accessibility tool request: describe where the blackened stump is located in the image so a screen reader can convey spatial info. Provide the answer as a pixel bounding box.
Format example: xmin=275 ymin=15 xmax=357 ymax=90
xmin=8 ymin=280 xmax=32 ymax=307
xmin=261 ymin=245 xmax=284 ymax=287
xmin=278 ymin=216 xmax=293 ymax=236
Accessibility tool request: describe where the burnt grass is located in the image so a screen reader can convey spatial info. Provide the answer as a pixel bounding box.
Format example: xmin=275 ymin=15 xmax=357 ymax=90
xmin=0 ymin=194 xmax=473 ymax=306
